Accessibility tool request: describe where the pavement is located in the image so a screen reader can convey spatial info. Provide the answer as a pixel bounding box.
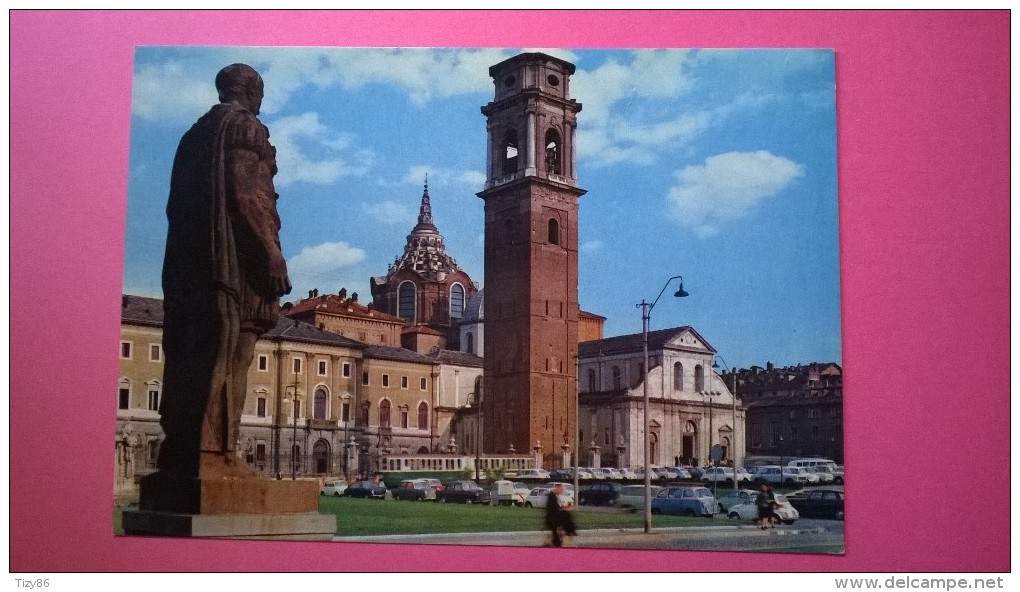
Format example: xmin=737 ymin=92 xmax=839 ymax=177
xmin=332 ymin=522 xmax=832 ymax=547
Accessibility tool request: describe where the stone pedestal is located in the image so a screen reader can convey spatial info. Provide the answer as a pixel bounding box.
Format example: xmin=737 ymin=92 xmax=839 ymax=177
xmin=124 ymin=469 xmax=335 ymax=540
xmin=123 ymin=510 xmax=335 ymax=540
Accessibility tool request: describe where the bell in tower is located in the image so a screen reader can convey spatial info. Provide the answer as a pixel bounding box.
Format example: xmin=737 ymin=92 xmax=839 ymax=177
xmin=481 ymin=52 xmax=582 ymax=188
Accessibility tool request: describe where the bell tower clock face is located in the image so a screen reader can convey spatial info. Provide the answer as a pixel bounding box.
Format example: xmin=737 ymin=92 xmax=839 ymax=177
xmin=478 ymin=53 xmax=586 ymax=464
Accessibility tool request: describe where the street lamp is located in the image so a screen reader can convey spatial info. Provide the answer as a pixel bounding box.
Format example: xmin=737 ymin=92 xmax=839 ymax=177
xmin=284 ymin=385 xmax=299 ymax=480
xmin=465 ymin=392 xmax=481 ymax=481
xmin=713 ymin=357 xmax=740 ymax=492
xmin=637 ymin=275 xmax=688 ymax=534
xmin=779 ymin=434 xmax=785 ymax=486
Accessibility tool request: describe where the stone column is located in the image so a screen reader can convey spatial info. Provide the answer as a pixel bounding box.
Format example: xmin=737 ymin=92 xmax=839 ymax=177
xmin=590 ymin=442 xmax=601 ymax=469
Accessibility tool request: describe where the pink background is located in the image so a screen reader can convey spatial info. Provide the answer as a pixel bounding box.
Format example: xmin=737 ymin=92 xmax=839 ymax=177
xmin=10 ymin=11 xmax=1010 ymax=572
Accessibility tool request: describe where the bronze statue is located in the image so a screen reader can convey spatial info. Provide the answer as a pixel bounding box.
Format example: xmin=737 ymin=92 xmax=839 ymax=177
xmin=158 ymin=63 xmax=291 ymax=479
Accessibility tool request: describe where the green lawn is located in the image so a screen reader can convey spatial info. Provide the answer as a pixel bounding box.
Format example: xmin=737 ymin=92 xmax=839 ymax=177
xmin=112 ymin=495 xmax=720 ymax=537
xmin=321 ymin=496 xmax=717 ymax=536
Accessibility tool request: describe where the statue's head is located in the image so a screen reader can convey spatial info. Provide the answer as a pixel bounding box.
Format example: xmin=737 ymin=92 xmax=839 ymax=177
xmin=215 ymin=63 xmax=264 ymax=115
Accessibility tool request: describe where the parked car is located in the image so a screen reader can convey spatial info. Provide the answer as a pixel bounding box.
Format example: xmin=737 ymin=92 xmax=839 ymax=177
xmin=726 ymin=493 xmax=800 ymax=524
xmin=787 ymin=488 xmax=845 ymax=520
xmin=650 ymin=486 xmax=720 ymax=517
xmin=391 ymin=478 xmax=436 ymax=501
xmin=578 ymin=481 xmax=623 ymax=506
xmin=752 ymin=465 xmax=810 ymax=485
xmin=491 ymin=479 xmax=527 ymax=506
xmin=616 ymin=484 xmax=663 ymax=509
xmin=540 ymin=482 xmax=576 ymax=505
xmin=524 ymin=487 xmax=573 ymax=509
xmin=436 ymin=480 xmax=491 ymax=504
xmin=803 ymin=466 xmax=834 ymax=483
xmin=701 ymin=467 xmax=738 ymax=484
xmin=321 ymin=480 xmax=349 ymax=497
xmin=619 ymin=468 xmax=639 ymax=480
xmin=596 ymin=467 xmax=624 ymax=480
xmin=516 ymin=468 xmax=551 ymax=480
xmin=716 ymin=488 xmax=758 ymax=511
xmin=666 ymin=467 xmax=693 ymax=480
xmin=686 ymin=466 xmax=708 ymax=479
xmin=423 ymin=478 xmax=445 ymax=492
xmin=345 ymin=480 xmax=387 ymax=499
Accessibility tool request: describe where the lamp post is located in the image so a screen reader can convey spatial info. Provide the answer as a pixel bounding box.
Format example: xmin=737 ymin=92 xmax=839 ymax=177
xmin=637 ymin=275 xmax=689 ymax=534
xmin=466 ymin=392 xmax=481 ymax=481
xmin=285 ymin=385 xmax=299 ymax=480
xmin=779 ymin=434 xmax=785 ymax=487
xmin=713 ymin=356 xmax=740 ymax=492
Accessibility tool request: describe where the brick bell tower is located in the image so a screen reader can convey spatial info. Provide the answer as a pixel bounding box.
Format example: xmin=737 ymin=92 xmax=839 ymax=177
xmin=477 ymin=53 xmax=585 ymax=466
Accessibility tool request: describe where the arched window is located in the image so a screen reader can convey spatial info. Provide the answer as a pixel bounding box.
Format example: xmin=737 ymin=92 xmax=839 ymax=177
xmin=587 ymin=368 xmax=597 ymax=392
xmin=501 ymin=129 xmax=518 ymax=176
xmin=450 ymin=284 xmax=465 ymax=321
xmin=545 ymin=129 xmax=562 ymax=175
xmin=398 ymin=281 xmax=416 ymax=323
xmin=694 ymin=365 xmax=705 ymax=392
xmin=313 ymin=387 xmax=328 ymax=420
xmin=674 ymin=362 xmax=684 ymax=391
xmin=548 ymin=218 xmax=560 ymax=245
xmin=417 ymin=402 xmax=429 ymax=430
xmin=612 ymin=366 xmax=622 ymax=390
xmin=379 ymin=399 xmax=391 ymax=428
xmin=466 ymin=332 xmax=475 ymax=354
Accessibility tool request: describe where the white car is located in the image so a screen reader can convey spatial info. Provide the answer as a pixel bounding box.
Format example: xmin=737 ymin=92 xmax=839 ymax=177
xmin=804 ymin=466 xmax=834 ymax=483
xmin=701 ymin=467 xmax=737 ymax=484
xmin=751 ymin=465 xmax=810 ymax=485
xmin=619 ymin=468 xmax=639 ymax=480
xmin=597 ymin=467 xmax=623 ymax=479
xmin=320 ymin=480 xmax=348 ymax=497
xmin=726 ymin=493 xmax=800 ymax=524
xmin=516 ymin=468 xmax=551 ymax=480
xmin=525 ymin=487 xmax=573 ymax=509
xmin=790 ymin=466 xmax=820 ymax=483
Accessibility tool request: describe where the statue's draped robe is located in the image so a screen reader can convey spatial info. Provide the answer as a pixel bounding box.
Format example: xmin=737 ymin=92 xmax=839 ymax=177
xmin=159 ymin=103 xmax=283 ymax=477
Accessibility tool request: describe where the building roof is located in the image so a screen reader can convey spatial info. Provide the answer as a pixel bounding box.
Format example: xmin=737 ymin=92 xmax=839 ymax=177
xmin=433 ymin=349 xmax=484 ymax=368
xmin=121 ymin=294 xmax=164 ymax=326
xmin=462 ymin=288 xmax=484 ymax=322
xmin=121 ymin=294 xmax=365 ymax=349
xmin=265 ymin=316 xmax=367 ymax=349
xmin=363 ymin=344 xmax=436 ymax=364
xmin=283 ymin=289 xmax=403 ymax=324
xmin=579 ymin=326 xmax=716 ymax=357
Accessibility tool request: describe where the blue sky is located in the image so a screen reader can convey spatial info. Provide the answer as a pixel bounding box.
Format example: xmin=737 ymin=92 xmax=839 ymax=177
xmin=123 ymin=47 xmax=839 ymax=370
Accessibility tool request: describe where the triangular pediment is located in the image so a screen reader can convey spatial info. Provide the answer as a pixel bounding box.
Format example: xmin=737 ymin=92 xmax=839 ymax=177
xmin=664 ymin=327 xmax=715 ymax=353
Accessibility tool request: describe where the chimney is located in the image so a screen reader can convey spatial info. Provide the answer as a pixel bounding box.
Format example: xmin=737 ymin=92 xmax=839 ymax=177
xmin=339 ymin=287 xmax=348 ymax=300
xmin=766 ymin=361 xmax=774 ymax=372
xmin=351 ymin=292 xmax=358 ymax=303
xmin=307 ymin=290 xmax=314 ymax=299
xmin=312 ymin=288 xmax=319 ymax=298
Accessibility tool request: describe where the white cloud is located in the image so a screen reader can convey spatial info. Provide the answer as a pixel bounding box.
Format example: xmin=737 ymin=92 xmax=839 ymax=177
xmin=400 ymin=165 xmax=486 ymax=191
xmin=131 ymin=60 xmax=217 ymax=121
xmin=269 ymin=112 xmax=373 ymax=187
xmin=361 ymin=200 xmax=415 ymax=227
xmin=570 ymin=50 xmax=702 ymax=167
xmin=666 ymin=151 xmax=804 ymax=238
xmin=286 ymin=241 xmax=366 ymax=294
xmin=581 ymin=240 xmax=603 ymax=253
xmin=133 ymin=48 xmax=509 ymax=122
